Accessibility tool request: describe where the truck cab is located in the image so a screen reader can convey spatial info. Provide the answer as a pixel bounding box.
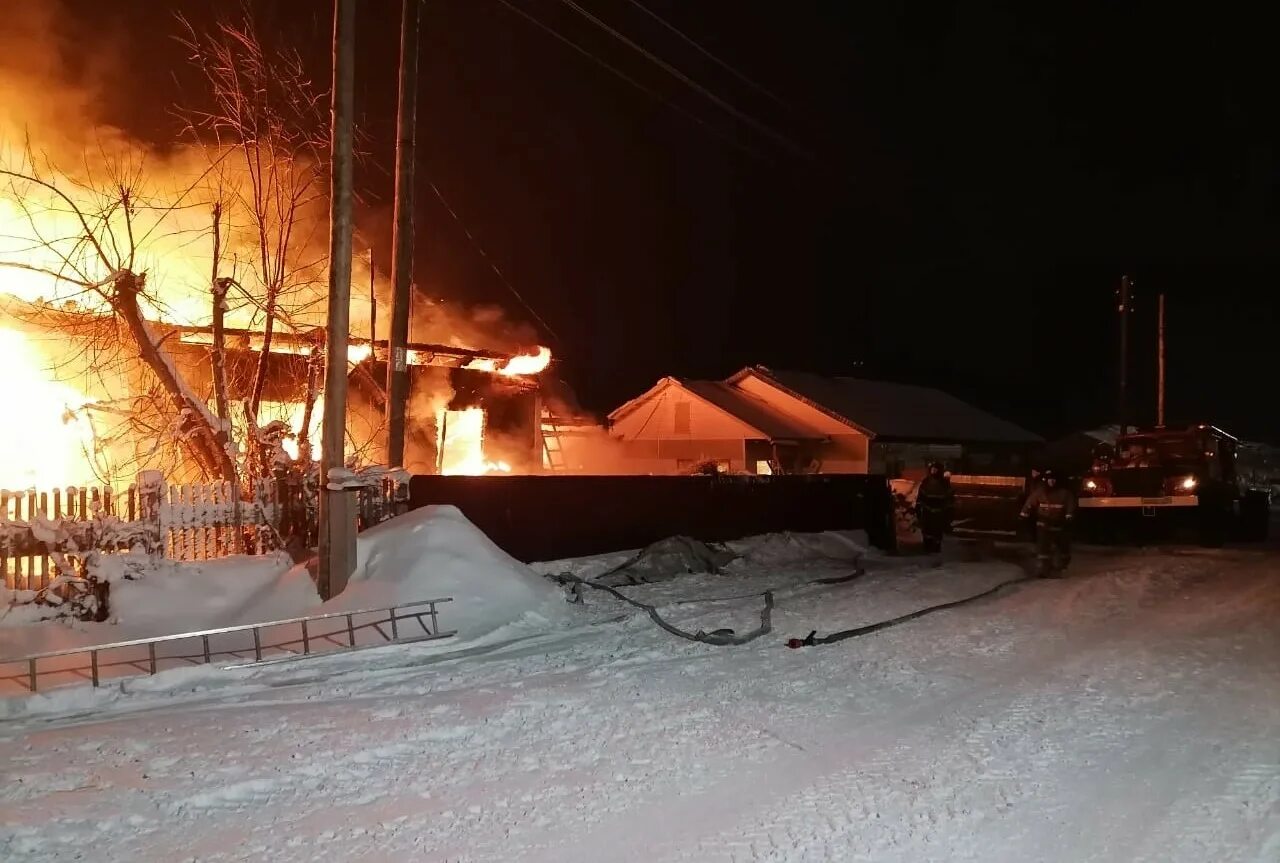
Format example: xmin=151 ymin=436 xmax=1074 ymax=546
xmin=1077 ymin=424 xmax=1267 ymax=543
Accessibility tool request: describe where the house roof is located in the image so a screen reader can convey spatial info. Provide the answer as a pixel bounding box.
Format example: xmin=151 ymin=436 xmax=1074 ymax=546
xmin=678 ymin=379 xmax=825 ymax=441
xmin=608 ymin=376 xmax=825 ymax=441
xmin=732 ymin=367 xmax=1042 ymax=445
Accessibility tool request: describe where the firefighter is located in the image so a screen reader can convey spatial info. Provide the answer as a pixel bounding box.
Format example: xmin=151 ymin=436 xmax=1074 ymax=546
xmin=915 ymin=461 xmax=954 ymax=553
xmin=1018 ymin=467 xmax=1044 ymax=543
xmin=1019 ymin=468 xmax=1076 ymax=576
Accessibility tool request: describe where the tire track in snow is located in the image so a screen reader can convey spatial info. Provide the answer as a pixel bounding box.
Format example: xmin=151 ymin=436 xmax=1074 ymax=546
xmin=587 ymin=556 xmax=1279 ymax=863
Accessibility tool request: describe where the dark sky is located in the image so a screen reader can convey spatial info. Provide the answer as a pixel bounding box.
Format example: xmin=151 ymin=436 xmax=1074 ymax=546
xmin=60 ymin=0 xmax=1280 ymax=443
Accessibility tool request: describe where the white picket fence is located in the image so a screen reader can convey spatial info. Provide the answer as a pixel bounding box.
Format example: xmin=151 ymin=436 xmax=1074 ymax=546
xmin=1 ymin=476 xmax=275 ymax=592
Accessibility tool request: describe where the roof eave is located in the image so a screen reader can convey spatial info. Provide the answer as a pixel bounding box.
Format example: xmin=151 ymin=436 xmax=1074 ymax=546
xmin=728 ymin=366 xmax=878 ymax=438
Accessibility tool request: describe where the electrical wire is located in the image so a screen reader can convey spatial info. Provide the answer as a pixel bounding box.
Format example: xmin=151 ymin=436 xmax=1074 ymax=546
xmin=620 ymin=0 xmax=791 ymax=111
xmin=554 ymin=0 xmax=813 ymax=161
xmin=423 ymin=176 xmax=562 ymax=346
xmin=491 ymin=0 xmax=765 ymax=159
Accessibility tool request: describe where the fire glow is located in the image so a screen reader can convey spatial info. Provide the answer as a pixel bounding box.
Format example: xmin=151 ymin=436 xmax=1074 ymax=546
xmin=0 ymin=49 xmax=551 ymax=488
xmin=0 ymin=328 xmax=98 ymax=488
xmin=436 ymin=407 xmax=512 ymax=476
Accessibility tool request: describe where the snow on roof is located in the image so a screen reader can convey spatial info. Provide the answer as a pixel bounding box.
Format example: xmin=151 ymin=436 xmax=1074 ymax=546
xmin=735 ymin=367 xmax=1042 ymax=444
xmin=679 ymin=379 xmax=826 ymax=441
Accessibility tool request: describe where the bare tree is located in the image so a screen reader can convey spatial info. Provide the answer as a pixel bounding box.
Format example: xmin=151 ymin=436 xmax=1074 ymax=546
xmin=176 ymin=9 xmax=331 ymax=463
xmin=0 ymin=152 xmax=238 ymax=482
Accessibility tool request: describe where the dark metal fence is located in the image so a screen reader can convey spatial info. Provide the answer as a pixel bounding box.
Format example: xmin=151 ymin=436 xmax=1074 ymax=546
xmin=409 ymin=474 xmax=892 ymax=562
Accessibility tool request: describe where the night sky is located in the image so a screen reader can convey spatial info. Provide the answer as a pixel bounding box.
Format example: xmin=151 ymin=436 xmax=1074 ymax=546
xmin=59 ymin=1 xmax=1280 ymax=443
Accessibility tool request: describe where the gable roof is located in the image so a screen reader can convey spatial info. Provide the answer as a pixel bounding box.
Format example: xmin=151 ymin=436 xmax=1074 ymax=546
xmin=730 ymin=366 xmax=1042 ymax=445
xmin=608 ymin=376 xmax=825 ymax=441
xmin=679 ymin=379 xmax=825 ymax=441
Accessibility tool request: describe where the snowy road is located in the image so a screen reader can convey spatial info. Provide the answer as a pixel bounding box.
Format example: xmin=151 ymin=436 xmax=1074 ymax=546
xmin=3 ymin=545 xmax=1279 ymax=862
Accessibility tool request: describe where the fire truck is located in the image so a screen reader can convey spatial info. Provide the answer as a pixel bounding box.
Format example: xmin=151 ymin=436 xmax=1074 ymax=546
xmin=1076 ymin=424 xmax=1271 ymax=545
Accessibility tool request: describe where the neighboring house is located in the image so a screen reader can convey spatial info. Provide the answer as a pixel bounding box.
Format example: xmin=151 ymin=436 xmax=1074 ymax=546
xmin=608 ymin=365 xmax=1042 ymax=477
xmin=607 ymin=377 xmax=829 ymax=475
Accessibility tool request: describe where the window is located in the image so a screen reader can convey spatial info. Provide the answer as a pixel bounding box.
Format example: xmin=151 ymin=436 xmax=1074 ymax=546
xmin=755 ymin=460 xmax=773 ymax=475
xmin=673 ymin=401 xmax=691 ymax=434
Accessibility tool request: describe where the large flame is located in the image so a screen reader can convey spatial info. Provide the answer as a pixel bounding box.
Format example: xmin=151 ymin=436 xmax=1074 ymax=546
xmin=435 ymin=407 xmax=511 ymax=476
xmin=0 ymin=109 xmax=545 ymax=487
xmin=0 ymin=327 xmax=98 ymax=489
xmin=463 ymin=346 xmax=552 ymax=377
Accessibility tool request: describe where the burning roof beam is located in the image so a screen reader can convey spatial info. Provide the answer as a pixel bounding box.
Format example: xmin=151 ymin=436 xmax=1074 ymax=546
xmin=171 ymin=325 xmax=551 ymax=374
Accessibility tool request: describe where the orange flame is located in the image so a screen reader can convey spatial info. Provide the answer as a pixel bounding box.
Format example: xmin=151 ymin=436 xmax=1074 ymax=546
xmin=435 ymin=407 xmax=511 ymax=476
xmin=0 ymin=328 xmax=98 ymax=488
xmin=499 ymin=345 xmax=552 ymax=376
xmin=463 ymin=346 xmax=552 ymax=377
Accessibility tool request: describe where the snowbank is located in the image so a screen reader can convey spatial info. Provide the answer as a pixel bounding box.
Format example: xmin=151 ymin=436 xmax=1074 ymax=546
xmin=109 ymin=553 xmax=320 ymax=635
xmin=0 ymin=552 xmax=312 ymax=658
xmin=327 ymin=505 xmax=571 ymax=638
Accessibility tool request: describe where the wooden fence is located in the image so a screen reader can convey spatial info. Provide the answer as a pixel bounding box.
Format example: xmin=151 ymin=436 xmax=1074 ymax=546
xmin=1 ymin=469 xmax=408 ymax=592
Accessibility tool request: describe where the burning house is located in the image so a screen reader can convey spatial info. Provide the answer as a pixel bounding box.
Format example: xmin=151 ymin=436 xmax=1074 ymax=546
xmin=0 ymin=293 xmax=553 ymax=489
xmin=0 ymin=4 xmax=574 ymax=494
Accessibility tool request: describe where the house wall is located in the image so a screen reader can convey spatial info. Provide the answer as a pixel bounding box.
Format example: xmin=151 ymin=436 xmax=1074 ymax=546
xmin=733 ymin=375 xmax=870 ymax=472
xmin=610 ymin=383 xmax=757 ymax=474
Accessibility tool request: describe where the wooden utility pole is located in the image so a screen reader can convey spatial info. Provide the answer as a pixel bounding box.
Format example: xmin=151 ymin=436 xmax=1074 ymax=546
xmin=1157 ymin=293 xmax=1166 ymax=427
xmin=1117 ymin=275 xmax=1132 ymax=435
xmin=386 ymin=0 xmax=422 ymax=469
xmin=369 ymin=248 xmax=377 ymax=346
xmin=319 ymin=0 xmax=357 ymax=600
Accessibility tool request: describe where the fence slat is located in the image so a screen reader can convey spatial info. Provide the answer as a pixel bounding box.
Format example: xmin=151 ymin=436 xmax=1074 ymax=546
xmin=0 ymin=472 xmax=406 ymax=585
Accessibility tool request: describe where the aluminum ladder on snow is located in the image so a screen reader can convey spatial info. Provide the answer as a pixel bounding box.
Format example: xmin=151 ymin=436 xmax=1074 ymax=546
xmin=0 ymin=598 xmax=456 ymax=696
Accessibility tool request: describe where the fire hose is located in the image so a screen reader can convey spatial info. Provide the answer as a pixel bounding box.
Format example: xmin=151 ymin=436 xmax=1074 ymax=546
xmin=549 ymin=566 xmax=871 ymax=647
xmin=551 ymin=572 xmax=775 ymax=646
xmin=553 ymin=565 xmax=1032 ymax=650
xmin=784 ymin=574 xmax=1034 ymax=648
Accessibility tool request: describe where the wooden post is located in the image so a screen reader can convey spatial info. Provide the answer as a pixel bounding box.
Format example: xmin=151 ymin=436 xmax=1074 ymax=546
xmin=386 ymin=0 xmax=423 ymax=470
xmin=1157 ymin=293 xmax=1166 ymax=427
xmin=319 ymin=0 xmax=358 ymax=600
xmin=369 ymin=249 xmax=377 ymax=347
xmin=1117 ymin=276 xmax=1132 ymax=435
xmin=136 ymin=471 xmax=166 ymax=558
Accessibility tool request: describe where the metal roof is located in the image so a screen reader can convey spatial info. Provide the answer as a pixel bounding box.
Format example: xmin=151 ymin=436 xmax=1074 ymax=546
xmin=678 ymin=379 xmax=826 ymax=441
xmin=734 ymin=367 xmax=1042 ymax=445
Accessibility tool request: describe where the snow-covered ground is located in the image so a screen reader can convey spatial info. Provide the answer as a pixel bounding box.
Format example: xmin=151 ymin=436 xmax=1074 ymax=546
xmin=2 ymin=528 xmax=1278 ymax=862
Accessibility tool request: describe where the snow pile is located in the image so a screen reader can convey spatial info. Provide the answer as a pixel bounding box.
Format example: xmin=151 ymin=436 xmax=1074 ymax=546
xmin=329 ymin=505 xmax=571 ymax=638
xmin=729 ymin=530 xmax=867 ymax=567
xmin=0 ymin=552 xmax=314 ymax=658
xmin=108 ymin=553 xmax=319 ymax=635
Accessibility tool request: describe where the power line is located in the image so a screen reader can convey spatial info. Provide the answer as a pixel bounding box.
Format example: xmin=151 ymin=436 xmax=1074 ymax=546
xmin=424 ymin=175 xmax=562 ymax=346
xmin=491 ymin=0 xmax=764 ymax=159
xmin=620 ymin=0 xmax=791 ymax=111
xmin=555 ymin=0 xmax=814 ymax=161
